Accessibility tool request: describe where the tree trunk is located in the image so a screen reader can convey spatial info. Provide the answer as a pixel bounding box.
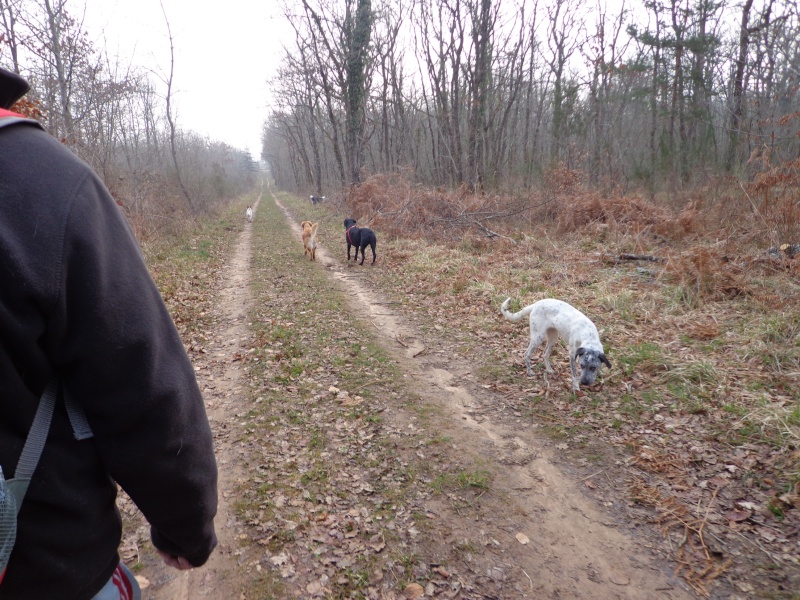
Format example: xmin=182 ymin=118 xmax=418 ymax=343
xmin=161 ymin=3 xmax=194 ymax=212
xmin=345 ymin=0 xmax=373 ymax=186
xmin=0 ymin=0 xmax=22 ymax=72
xmin=467 ymin=0 xmax=492 ymax=192
xmin=42 ymin=0 xmax=74 ymax=140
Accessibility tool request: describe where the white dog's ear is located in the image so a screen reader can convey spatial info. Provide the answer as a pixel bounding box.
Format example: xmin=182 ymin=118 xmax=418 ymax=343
xmin=575 ymin=347 xmax=585 ymax=359
xmin=600 ymin=353 xmax=611 ymax=368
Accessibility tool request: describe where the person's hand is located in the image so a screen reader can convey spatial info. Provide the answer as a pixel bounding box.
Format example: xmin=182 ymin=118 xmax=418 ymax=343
xmin=156 ymin=549 xmax=194 ymax=570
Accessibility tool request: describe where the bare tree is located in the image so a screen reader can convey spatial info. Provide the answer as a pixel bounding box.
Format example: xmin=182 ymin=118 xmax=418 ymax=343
xmin=415 ymin=0 xmax=467 ymax=185
xmin=16 ymin=0 xmax=99 ymax=142
xmin=298 ymin=0 xmax=348 ymax=185
xmin=465 ymin=0 xmax=495 ymax=191
xmin=725 ymin=0 xmax=782 ymax=170
xmin=297 ymin=0 xmax=375 ymax=188
xmin=545 ymin=0 xmax=584 ymax=163
xmin=344 ymin=0 xmax=373 ymax=186
xmin=42 ymin=0 xmax=75 ymax=138
xmin=159 ymin=1 xmax=194 ymax=212
xmin=0 ymin=0 xmax=23 ymax=72
xmin=262 ymin=0 xmax=800 ymax=195
xmin=583 ymin=0 xmax=631 ymax=186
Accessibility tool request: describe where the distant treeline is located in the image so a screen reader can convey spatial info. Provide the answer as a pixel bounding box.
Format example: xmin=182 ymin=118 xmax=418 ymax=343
xmin=263 ymin=0 xmax=800 ymax=197
xmin=1 ymin=0 xmax=259 ymax=237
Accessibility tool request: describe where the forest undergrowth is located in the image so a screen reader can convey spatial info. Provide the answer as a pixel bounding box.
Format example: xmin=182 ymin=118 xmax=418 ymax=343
xmin=123 ymin=170 xmax=798 ymax=598
xmin=305 ymin=169 xmax=800 ymax=598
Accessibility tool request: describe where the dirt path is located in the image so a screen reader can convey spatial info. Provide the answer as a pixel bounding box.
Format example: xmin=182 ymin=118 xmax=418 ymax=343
xmin=268 ymin=193 xmax=693 ymax=599
xmin=134 ymin=198 xmax=261 ymax=599
xmin=136 ymin=185 xmax=695 ymax=598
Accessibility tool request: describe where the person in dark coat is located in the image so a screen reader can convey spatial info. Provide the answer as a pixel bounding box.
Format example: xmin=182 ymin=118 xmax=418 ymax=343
xmin=0 ymin=66 xmax=218 ymax=599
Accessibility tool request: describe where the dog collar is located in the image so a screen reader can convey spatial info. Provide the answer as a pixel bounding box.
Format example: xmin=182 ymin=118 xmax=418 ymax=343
xmin=346 ymin=225 xmax=357 ymax=244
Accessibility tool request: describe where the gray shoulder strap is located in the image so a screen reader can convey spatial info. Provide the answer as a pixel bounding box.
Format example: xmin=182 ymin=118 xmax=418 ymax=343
xmin=15 ymin=383 xmax=94 ymax=480
xmin=64 ymin=389 xmax=94 ymax=441
xmin=14 ymin=383 xmax=58 ymax=481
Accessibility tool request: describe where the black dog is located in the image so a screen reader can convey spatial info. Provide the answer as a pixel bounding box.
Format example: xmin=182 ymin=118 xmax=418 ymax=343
xmin=310 ymin=195 xmax=325 ymax=205
xmin=344 ymin=218 xmax=377 ymax=265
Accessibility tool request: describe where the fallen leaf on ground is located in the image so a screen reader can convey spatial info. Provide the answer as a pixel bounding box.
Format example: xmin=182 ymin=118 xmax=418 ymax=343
xmin=725 ymin=510 xmax=751 ymax=522
xmin=433 ymin=566 xmax=450 ymax=577
xmin=270 ymin=553 xmax=289 ymax=566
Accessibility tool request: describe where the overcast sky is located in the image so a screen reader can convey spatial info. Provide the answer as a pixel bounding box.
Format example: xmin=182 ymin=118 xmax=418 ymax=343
xmin=85 ymin=0 xmax=289 ymax=157
xmin=82 ymin=0 xmax=644 ymax=158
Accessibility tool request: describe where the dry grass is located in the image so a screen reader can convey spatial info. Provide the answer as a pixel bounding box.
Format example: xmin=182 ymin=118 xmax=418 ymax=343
xmin=313 ymin=167 xmax=800 ymax=598
xmin=339 ymin=165 xmax=799 ymax=261
xmin=630 ymin=480 xmax=733 ymax=598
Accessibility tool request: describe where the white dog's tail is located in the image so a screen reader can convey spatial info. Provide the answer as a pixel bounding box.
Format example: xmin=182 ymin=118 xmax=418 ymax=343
xmin=500 ymin=297 xmax=534 ymax=322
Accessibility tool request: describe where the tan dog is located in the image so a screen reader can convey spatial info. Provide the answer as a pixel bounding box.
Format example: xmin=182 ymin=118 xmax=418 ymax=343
xmin=300 ymin=220 xmax=319 ymax=261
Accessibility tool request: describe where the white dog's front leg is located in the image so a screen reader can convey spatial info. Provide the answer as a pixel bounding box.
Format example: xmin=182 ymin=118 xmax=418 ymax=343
xmin=569 ymin=356 xmax=580 ymax=391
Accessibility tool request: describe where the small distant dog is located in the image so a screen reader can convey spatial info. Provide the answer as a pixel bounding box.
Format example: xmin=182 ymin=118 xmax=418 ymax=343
xmin=310 ymin=195 xmax=326 ymax=205
xmin=343 ymin=218 xmax=377 ymax=265
xmin=501 ymin=297 xmax=611 ymax=392
xmin=300 ymin=220 xmax=319 ymax=261
xmin=245 ymin=206 xmax=253 ymax=223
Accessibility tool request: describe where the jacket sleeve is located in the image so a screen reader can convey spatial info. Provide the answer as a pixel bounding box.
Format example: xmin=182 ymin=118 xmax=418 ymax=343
xmin=46 ymin=170 xmax=218 ymax=566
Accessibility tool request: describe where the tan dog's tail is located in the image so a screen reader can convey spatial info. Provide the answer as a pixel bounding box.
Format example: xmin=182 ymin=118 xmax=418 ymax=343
xmin=310 ymin=222 xmax=319 ymax=237
xmin=500 ymin=297 xmax=534 ymax=322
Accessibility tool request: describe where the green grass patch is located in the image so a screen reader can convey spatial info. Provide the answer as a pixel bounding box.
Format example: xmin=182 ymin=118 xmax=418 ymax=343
xmin=431 ymin=466 xmax=492 ymax=493
xmin=617 ymin=342 xmax=668 ymax=377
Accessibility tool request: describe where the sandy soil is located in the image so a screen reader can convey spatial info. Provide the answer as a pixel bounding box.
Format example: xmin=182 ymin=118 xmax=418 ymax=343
xmin=134 ymin=186 xmax=697 ymax=599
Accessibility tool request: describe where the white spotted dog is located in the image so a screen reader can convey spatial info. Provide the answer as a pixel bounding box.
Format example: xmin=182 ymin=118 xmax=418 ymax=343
xmin=501 ymin=297 xmax=611 ymax=392
xmin=245 ymin=206 xmax=253 ymax=223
